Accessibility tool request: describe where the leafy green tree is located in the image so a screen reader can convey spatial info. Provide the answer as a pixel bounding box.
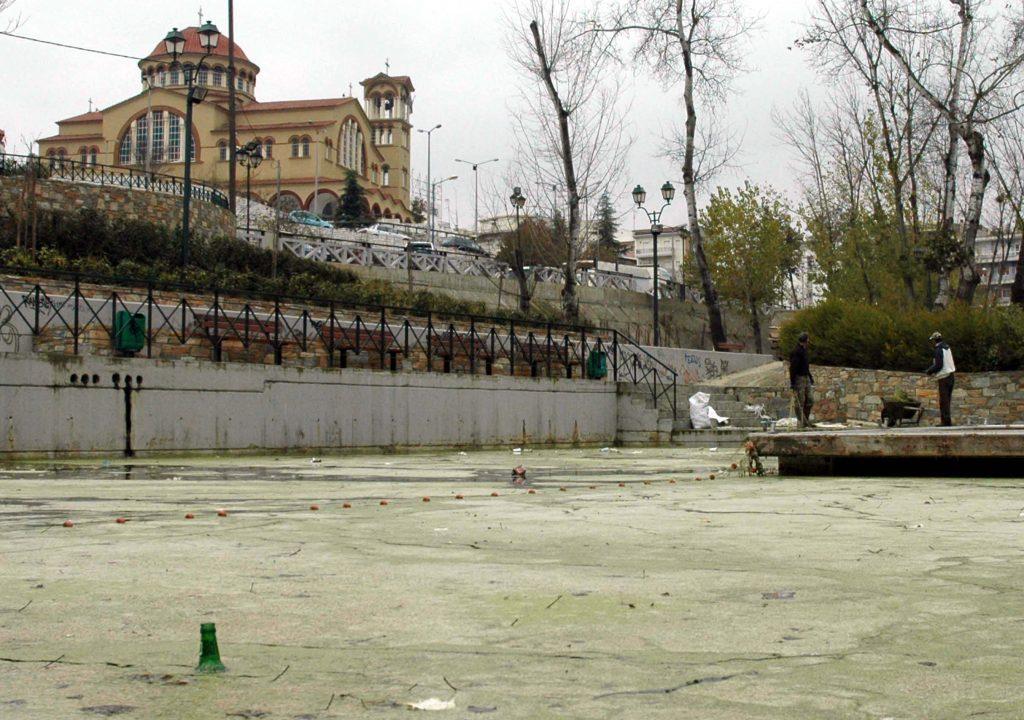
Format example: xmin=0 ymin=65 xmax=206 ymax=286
xmin=410 ymin=198 xmax=427 ymax=224
xmin=335 ymin=170 xmax=372 ymax=228
xmin=699 ymin=183 xmax=800 ymax=353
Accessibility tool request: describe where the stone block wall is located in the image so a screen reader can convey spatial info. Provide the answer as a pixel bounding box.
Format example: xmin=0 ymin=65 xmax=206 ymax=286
xmin=0 ymin=176 xmax=234 ymax=239
xmin=812 ymin=365 xmax=1024 ymax=425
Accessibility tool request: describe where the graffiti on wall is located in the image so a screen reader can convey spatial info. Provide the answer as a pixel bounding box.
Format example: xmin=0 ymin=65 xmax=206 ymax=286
xmin=681 ymin=352 xmax=731 ymax=383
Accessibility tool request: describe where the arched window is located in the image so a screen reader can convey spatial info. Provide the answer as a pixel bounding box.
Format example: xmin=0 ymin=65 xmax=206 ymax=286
xmin=79 ymin=146 xmax=88 ymax=164
xmin=382 ymin=165 xmax=390 ymax=186
xmin=89 ymin=147 xmax=99 ymax=166
xmin=386 ymin=127 xmax=393 ymax=145
xmin=236 ymin=74 xmax=244 ymax=91
xmin=198 ymin=67 xmax=208 ymax=85
xmin=169 ymin=68 xmax=180 ymax=85
xmin=213 ymin=67 xmax=223 ymax=86
xmin=290 ymin=136 xmax=300 ymax=158
xmin=218 ymin=141 xmax=228 ymax=162
xmin=262 ymin=139 xmax=273 ymax=159
xmin=158 ymin=69 xmax=167 ymax=86
xmin=183 ymin=64 xmax=194 ymax=84
xmin=301 ymin=136 xmax=310 ymax=158
xmin=118 ymin=111 xmax=192 ymax=166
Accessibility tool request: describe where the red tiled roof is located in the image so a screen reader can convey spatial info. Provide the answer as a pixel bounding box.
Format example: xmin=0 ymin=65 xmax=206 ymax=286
xmin=146 ymin=26 xmax=253 ymax=65
xmin=361 ymin=73 xmax=415 ymax=92
xmin=59 ymin=111 xmax=103 ymax=124
xmin=212 ymin=121 xmax=337 ymax=133
xmin=241 ymin=98 xmax=354 ymax=112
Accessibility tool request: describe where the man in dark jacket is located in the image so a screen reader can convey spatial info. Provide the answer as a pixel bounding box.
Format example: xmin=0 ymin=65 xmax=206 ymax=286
xmin=925 ymin=331 xmax=956 ymax=426
xmin=789 ymin=332 xmax=814 ymax=428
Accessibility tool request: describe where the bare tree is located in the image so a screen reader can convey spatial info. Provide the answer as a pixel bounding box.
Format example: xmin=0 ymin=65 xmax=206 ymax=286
xmin=988 ymin=114 xmax=1024 ymax=305
xmin=506 ymin=0 xmax=631 ymax=322
xmin=859 ymin=0 xmax=1024 ymax=304
xmin=595 ymin=0 xmax=759 ymax=348
xmin=1 ymin=0 xmax=21 ymax=32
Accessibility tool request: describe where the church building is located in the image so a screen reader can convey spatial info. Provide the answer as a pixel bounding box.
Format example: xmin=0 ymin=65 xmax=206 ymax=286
xmin=37 ymin=26 xmax=415 ymax=222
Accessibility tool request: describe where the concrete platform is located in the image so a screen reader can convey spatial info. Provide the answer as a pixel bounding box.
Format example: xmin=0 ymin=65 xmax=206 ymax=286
xmin=752 ymin=426 xmax=1024 ymax=477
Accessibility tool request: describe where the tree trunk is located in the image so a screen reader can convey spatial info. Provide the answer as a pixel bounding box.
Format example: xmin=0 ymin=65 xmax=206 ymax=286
xmin=677 ymin=11 xmax=727 ymax=348
xmin=1012 ymin=237 xmax=1024 ymax=305
xmin=512 ymin=242 xmax=532 ymax=313
xmin=955 ymin=128 xmax=988 ymax=304
xmin=529 ymin=20 xmax=580 ymax=323
xmin=933 ymin=122 xmax=960 ymax=308
xmin=748 ymin=296 xmax=763 ymax=354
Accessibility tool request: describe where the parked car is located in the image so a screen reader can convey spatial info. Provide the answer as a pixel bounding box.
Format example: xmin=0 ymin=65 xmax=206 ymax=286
xmin=288 ymin=210 xmax=333 ymax=229
xmin=405 ymin=240 xmax=437 ymax=254
xmin=440 ymin=237 xmax=487 ymax=256
xmin=356 ymin=224 xmax=412 ymax=246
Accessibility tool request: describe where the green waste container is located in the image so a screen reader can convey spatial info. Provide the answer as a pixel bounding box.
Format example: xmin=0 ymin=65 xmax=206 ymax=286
xmin=587 ymin=349 xmax=608 ymax=379
xmin=114 ymin=310 xmax=146 ymax=353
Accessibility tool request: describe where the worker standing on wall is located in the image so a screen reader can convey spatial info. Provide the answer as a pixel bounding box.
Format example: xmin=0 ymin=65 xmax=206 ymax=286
xmin=925 ymin=331 xmax=956 ymax=427
xmin=789 ymin=332 xmax=815 ymax=429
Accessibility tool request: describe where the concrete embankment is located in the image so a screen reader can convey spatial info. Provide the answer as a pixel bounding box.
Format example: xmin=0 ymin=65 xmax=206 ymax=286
xmin=0 ymin=354 xmax=617 ymax=458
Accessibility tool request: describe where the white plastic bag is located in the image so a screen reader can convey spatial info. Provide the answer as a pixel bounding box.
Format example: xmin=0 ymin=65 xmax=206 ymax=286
xmin=689 ymin=392 xmax=730 ymax=429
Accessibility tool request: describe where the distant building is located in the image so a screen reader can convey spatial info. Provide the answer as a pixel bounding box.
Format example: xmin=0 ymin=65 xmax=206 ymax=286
xmin=976 ymin=231 xmax=1020 ymax=305
xmin=632 ymin=225 xmax=690 ymax=282
xmin=36 ymin=26 xmax=414 ymax=221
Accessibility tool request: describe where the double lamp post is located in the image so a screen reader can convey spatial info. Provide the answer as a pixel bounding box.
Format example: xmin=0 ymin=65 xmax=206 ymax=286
xmin=632 ymin=181 xmax=675 ymax=347
xmin=163 ymin=21 xmax=221 ymax=269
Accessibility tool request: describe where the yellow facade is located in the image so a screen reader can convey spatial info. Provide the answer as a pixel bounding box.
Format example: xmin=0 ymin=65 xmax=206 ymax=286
xmin=37 ymin=27 xmax=415 ymax=221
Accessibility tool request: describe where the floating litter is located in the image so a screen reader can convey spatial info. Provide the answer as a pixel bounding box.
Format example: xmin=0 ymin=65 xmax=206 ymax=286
xmin=309 ymin=504 xmax=320 ymax=511
xmin=184 ymin=513 xmax=195 ymax=520
xmin=380 ymin=500 xmax=389 ymax=506
xmin=116 ymin=517 xmax=128 ymax=524
xmin=528 ymin=489 xmax=536 ymax=494
xmin=491 ymin=492 xmax=499 ymax=497
xmin=455 ymin=495 xmax=464 ymax=500
xmin=342 ymin=503 xmax=352 ymax=509
xmin=62 ymin=520 xmax=74 ymax=528
xmin=422 ymin=497 xmax=431 ymax=503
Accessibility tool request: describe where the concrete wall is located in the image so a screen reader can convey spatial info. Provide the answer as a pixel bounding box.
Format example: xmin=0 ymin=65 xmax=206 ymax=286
xmin=642 ymin=346 xmax=776 ymax=384
xmin=0 ymin=353 xmax=617 ymax=458
xmin=343 ymin=264 xmax=767 ymax=352
xmin=0 ymin=176 xmax=234 ymax=239
xmin=811 ymin=365 xmax=1024 ymax=426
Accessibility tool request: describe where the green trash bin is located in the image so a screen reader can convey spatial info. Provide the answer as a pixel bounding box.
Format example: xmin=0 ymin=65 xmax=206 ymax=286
xmin=114 ymin=310 xmax=146 ymax=354
xmin=587 ymin=349 xmax=608 ymax=379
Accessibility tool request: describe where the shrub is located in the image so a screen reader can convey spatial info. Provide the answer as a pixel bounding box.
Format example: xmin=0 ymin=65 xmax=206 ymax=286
xmin=781 ymin=299 xmax=1024 ymax=373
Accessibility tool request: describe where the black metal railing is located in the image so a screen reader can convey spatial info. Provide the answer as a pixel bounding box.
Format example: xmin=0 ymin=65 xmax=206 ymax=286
xmin=611 ymin=330 xmax=678 ymax=420
xmin=0 ymin=268 xmax=679 ymax=418
xmin=0 ymin=153 xmax=229 ymax=209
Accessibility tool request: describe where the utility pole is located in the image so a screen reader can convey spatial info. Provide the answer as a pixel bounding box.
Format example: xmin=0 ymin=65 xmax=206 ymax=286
xmin=227 ymin=0 xmax=237 ymax=213
xmin=417 ymin=124 xmax=441 ymax=242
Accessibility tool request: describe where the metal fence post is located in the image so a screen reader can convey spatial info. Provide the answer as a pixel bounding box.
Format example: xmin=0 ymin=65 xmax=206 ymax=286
xmin=509 ymin=320 xmax=515 ymax=376
xmin=146 ymin=282 xmax=154 ymax=359
xmin=328 ymin=301 xmax=336 ymax=368
xmin=273 ymin=296 xmax=282 ymax=365
xmin=212 ymin=290 xmax=221 ymax=362
xmin=425 ymin=311 xmax=433 ymax=373
xmin=469 ymin=319 xmax=476 ymax=375
xmin=612 ymin=330 xmax=619 ymax=383
xmin=72 ymin=275 xmax=80 ymax=355
xmin=379 ymin=306 xmax=387 ymax=368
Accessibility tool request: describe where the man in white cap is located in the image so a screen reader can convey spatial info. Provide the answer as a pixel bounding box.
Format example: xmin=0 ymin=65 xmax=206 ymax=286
xmin=925 ymin=332 xmax=956 ymax=427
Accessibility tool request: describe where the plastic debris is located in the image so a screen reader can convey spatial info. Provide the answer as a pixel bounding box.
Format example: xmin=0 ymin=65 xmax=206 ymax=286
xmin=762 ymin=590 xmax=796 ymax=600
xmin=407 ymin=698 xmax=455 ymax=711
xmin=689 ymin=392 xmax=730 ymax=429
xmin=309 ymin=458 xmax=322 ymax=464
xmin=512 ymin=448 xmax=523 ymax=455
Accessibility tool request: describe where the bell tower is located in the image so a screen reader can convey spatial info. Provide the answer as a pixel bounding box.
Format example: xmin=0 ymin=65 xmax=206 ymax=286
xmin=361 ymin=72 xmax=414 ymax=208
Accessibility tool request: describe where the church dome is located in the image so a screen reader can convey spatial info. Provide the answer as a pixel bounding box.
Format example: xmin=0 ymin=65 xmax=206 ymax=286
xmin=144 ymin=26 xmax=257 ymax=69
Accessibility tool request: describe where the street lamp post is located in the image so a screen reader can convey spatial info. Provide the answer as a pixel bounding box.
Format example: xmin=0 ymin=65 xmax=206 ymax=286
xmin=510 ymin=186 xmax=527 ymax=311
xmin=165 ymin=21 xmax=220 ymax=270
xmin=431 ymin=175 xmax=458 ymax=242
xmin=632 ymin=181 xmax=676 ymax=347
xmin=417 ymin=123 xmax=442 ymax=242
xmin=237 ymin=139 xmax=263 ymax=238
xmin=455 ymin=157 xmax=499 ymax=237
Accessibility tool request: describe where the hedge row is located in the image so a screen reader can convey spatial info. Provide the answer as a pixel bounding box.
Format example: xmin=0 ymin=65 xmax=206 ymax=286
xmin=779 ymin=300 xmax=1024 ymax=373
xmin=0 ymin=208 xmax=566 ymax=324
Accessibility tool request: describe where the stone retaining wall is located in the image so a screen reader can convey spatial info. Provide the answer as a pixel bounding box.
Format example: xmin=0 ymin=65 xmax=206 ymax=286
xmin=0 ymin=176 xmax=234 ymax=239
xmin=812 ymin=365 xmax=1024 ymax=425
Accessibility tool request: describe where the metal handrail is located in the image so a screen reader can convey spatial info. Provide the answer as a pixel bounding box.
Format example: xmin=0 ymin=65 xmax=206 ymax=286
xmin=611 ymin=330 xmax=679 ymax=420
xmin=0 ymin=153 xmax=229 ymax=209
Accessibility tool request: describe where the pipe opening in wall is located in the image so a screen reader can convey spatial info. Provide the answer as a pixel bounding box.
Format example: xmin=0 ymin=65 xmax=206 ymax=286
xmin=136 ymin=376 xmax=143 ymax=386
xmin=70 ymin=374 xmax=78 ymax=384
xmin=92 ymin=374 xmax=100 ymax=385
xmin=81 ymin=375 xmax=89 ymax=386
xmin=112 ymin=373 xmax=121 ymax=388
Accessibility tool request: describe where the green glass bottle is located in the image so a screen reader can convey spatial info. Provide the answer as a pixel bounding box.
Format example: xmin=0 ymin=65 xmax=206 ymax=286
xmin=197 ymin=622 xmax=227 ymax=673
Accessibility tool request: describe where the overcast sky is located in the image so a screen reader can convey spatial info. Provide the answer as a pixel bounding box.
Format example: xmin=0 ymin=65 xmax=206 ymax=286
xmin=0 ymin=0 xmax=827 ymax=231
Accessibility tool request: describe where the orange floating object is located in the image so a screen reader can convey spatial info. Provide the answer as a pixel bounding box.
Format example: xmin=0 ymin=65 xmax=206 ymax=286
xmin=342 ymin=503 xmax=352 ymax=509
xmin=695 ymin=477 xmax=703 ymax=482
xmin=217 ymin=510 xmax=228 ymax=517
xmin=618 ymin=482 xmax=625 ymax=488
xmin=491 ymin=492 xmax=499 ymax=497
xmin=559 ymin=487 xmax=567 ymax=492
xmin=643 ymin=481 xmax=651 ymax=485
xmin=62 ymin=520 xmax=74 ymax=528
xmin=115 ymin=517 xmax=128 ymax=524
xmin=379 ymin=500 xmax=389 ymax=506
xmin=731 ymin=463 xmax=739 ymax=470
xmin=709 ymin=474 xmax=716 ymax=480
xmin=184 ymin=513 xmax=195 ymax=520
xmin=310 ymin=504 xmax=320 ymax=511
xmin=422 ymin=497 xmax=431 ymax=503
xmin=669 ymin=479 xmax=677 ymax=484
xmin=455 ymin=494 xmax=464 ymax=500
xmin=528 ymin=489 xmax=536 ymax=494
